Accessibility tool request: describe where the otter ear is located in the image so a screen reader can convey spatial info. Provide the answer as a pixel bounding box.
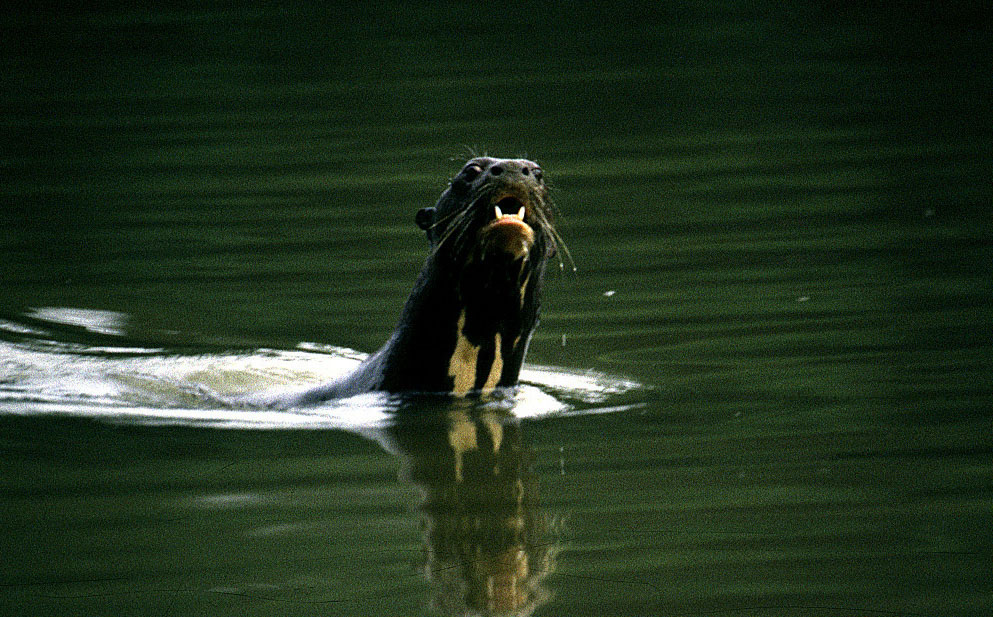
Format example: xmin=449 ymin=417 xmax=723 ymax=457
xmin=415 ymin=207 xmax=435 ymax=231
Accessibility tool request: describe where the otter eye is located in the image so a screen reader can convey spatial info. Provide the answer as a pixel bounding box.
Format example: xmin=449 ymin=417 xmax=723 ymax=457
xmin=533 ymin=168 xmax=544 ymax=183
xmin=462 ymin=164 xmax=482 ymax=181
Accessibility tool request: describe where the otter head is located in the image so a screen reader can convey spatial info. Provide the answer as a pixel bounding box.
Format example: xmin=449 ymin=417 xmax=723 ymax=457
xmin=416 ymin=158 xmax=556 ymax=302
xmin=414 ymin=157 xmax=558 ymax=395
xmin=417 ymin=157 xmax=554 ymax=265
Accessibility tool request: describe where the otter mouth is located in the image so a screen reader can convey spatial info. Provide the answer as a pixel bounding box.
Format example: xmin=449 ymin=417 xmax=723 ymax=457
xmin=477 ymin=194 xmax=535 ymax=261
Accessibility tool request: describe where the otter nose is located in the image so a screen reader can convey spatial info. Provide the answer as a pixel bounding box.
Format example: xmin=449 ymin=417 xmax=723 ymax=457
xmin=488 ymin=160 xmax=541 ymax=183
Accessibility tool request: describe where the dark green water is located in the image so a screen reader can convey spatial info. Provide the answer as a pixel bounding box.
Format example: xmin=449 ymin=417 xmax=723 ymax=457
xmin=2 ymin=3 xmax=991 ymax=616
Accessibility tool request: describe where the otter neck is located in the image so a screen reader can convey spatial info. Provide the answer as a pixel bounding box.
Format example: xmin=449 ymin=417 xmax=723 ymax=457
xmin=376 ymin=253 xmax=540 ymax=396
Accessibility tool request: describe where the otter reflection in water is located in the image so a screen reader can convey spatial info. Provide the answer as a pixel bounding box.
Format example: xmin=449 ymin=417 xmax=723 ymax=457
xmin=382 ymin=400 xmax=554 ymax=616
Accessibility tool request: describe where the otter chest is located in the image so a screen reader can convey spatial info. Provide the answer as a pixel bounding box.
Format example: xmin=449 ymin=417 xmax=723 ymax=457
xmin=447 ymin=310 xmax=516 ymax=397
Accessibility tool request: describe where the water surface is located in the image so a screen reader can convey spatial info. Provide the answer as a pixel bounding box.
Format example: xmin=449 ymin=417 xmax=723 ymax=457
xmin=2 ymin=2 xmax=991 ymax=616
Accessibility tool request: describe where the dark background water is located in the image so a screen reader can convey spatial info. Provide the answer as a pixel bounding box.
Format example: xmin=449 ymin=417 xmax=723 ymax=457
xmin=2 ymin=2 xmax=992 ymax=616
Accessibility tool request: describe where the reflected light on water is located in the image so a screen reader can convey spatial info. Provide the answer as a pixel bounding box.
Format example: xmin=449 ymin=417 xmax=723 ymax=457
xmin=25 ymin=306 xmax=129 ymax=337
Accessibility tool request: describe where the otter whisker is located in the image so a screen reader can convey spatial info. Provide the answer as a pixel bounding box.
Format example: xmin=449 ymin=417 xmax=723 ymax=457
xmin=428 ymin=206 xmax=462 ymax=230
xmin=451 ymin=213 xmax=480 ymax=257
xmin=432 ymin=205 xmax=477 ymax=257
xmin=530 ymin=198 xmax=575 ymax=273
xmin=431 ymin=185 xmax=503 ymax=258
xmin=550 ymin=225 xmax=576 ymax=273
xmin=428 ymin=198 xmax=477 ymax=237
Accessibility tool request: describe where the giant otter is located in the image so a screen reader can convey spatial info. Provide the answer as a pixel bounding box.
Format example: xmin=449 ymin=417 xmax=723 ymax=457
xmin=283 ymin=157 xmax=559 ymax=406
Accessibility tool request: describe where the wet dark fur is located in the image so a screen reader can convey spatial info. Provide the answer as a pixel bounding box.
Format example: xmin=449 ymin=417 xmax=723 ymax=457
xmin=281 ymin=157 xmax=557 ymax=406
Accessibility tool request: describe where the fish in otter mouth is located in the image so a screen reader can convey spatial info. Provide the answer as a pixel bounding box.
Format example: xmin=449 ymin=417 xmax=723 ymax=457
xmin=284 ymin=157 xmax=561 ymax=406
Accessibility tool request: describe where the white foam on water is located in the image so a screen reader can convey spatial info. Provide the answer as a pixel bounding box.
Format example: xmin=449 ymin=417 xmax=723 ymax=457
xmin=0 ymin=313 xmax=643 ymax=431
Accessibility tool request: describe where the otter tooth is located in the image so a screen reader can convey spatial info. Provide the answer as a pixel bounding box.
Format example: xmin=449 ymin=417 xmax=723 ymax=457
xmin=494 ymin=204 xmax=525 ymax=221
